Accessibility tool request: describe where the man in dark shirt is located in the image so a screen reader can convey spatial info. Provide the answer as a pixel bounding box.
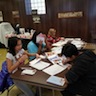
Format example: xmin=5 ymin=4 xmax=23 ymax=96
xmin=61 ymin=43 xmax=96 ymax=96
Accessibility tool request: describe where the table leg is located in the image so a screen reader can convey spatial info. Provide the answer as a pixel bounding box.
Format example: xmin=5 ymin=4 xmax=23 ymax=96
xmin=39 ymin=87 xmax=42 ymax=96
xmin=52 ymin=89 xmax=55 ymax=96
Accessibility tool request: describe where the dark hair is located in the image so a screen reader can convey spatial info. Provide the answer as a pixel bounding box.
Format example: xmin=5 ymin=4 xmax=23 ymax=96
xmin=8 ymin=37 xmax=21 ymax=56
xmin=31 ymin=31 xmax=41 ymax=47
xmin=61 ymin=43 xmax=79 ymax=57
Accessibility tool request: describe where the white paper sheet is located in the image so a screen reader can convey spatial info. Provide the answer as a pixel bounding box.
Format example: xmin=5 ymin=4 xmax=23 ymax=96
xmin=52 ymin=38 xmax=84 ymax=49
xmin=29 ymin=58 xmax=41 ymax=65
xmin=36 ymin=33 xmax=45 ymax=44
xmin=71 ymin=40 xmax=84 ymax=49
xmin=52 ymin=40 xmax=68 ymax=47
xmin=21 ymin=69 xmax=37 ymax=75
xmin=51 ymin=46 xmax=62 ymax=54
xmin=29 ymin=61 xmax=50 ymax=70
xmin=47 ymin=75 xmax=65 ymax=86
xmin=39 ymin=55 xmax=46 ymax=59
xmin=43 ymin=64 xmax=67 ymax=75
xmin=47 ymin=54 xmax=63 ymax=65
xmin=45 ymin=52 xmax=56 ymax=57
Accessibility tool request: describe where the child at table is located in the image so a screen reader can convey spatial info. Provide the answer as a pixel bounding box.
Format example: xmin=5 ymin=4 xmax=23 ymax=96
xmin=47 ymin=28 xmax=64 ymax=46
xmin=27 ymin=32 xmax=51 ymax=61
xmin=61 ymin=43 xmax=96 ymax=96
xmin=6 ymin=37 xmax=39 ymax=96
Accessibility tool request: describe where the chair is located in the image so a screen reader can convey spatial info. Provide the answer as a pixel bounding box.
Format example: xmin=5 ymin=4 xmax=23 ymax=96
xmin=0 ymin=61 xmax=14 ymax=96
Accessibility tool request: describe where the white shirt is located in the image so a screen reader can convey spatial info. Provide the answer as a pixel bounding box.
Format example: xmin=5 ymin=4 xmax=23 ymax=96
xmin=6 ymin=49 xmax=25 ymax=73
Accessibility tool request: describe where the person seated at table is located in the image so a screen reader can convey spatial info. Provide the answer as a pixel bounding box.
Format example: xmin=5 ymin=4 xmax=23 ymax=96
xmin=15 ymin=23 xmax=20 ymax=34
xmin=61 ymin=43 xmax=96 ymax=96
xmin=6 ymin=37 xmax=39 ymax=96
xmin=47 ymin=28 xmax=64 ymax=46
xmin=27 ymin=31 xmax=51 ymax=61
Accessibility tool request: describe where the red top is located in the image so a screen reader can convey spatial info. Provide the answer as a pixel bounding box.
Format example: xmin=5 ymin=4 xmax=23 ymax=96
xmin=47 ymin=35 xmax=61 ymax=46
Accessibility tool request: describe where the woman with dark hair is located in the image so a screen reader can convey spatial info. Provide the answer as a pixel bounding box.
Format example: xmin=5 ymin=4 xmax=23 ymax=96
xmin=27 ymin=32 xmax=50 ymax=61
xmin=61 ymin=43 xmax=96 ymax=96
xmin=6 ymin=37 xmax=39 ymax=96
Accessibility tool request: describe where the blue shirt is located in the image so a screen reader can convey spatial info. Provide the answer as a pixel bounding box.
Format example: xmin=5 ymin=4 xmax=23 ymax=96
xmin=27 ymin=41 xmax=46 ymax=61
xmin=27 ymin=41 xmax=38 ymax=61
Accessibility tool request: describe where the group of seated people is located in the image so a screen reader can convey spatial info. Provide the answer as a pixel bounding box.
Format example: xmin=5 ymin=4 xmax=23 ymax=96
xmin=27 ymin=28 xmax=63 ymax=61
xmin=1 ymin=28 xmax=96 ymax=96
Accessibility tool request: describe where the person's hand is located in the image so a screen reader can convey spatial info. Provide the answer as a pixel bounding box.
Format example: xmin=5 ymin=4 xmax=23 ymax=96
xmin=43 ymin=34 xmax=47 ymax=39
xmin=62 ymin=59 xmax=67 ymax=64
xmin=67 ymin=64 xmax=72 ymax=70
xmin=62 ymin=58 xmax=71 ymax=64
xmin=38 ymin=40 xmax=43 ymax=46
xmin=36 ymin=54 xmax=40 ymax=58
xmin=60 ymin=37 xmax=65 ymax=41
xmin=18 ymin=54 xmax=28 ymax=63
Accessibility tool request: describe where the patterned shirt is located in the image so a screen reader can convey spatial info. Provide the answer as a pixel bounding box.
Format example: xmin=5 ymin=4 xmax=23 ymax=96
xmin=47 ymin=35 xmax=61 ymax=46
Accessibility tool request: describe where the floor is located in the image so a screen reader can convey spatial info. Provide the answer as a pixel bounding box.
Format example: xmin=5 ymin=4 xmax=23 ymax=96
xmin=0 ymin=48 xmax=62 ymax=96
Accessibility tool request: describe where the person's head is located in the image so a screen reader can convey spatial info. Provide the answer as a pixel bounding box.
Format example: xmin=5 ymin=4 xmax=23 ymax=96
xmin=31 ymin=31 xmax=41 ymax=44
xmin=8 ymin=37 xmax=22 ymax=56
xmin=48 ymin=28 xmax=56 ymax=38
xmin=61 ymin=43 xmax=79 ymax=60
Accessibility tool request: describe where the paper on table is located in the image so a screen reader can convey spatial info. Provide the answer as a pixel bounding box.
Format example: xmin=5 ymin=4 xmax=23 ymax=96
xmin=21 ymin=69 xmax=37 ymax=75
xmin=30 ymin=58 xmax=41 ymax=65
xmin=47 ymin=54 xmax=63 ymax=65
xmin=71 ymin=40 xmax=84 ymax=49
xmin=52 ymin=40 xmax=68 ymax=47
xmin=64 ymin=38 xmax=74 ymax=41
xmin=51 ymin=46 xmax=62 ymax=51
xmin=51 ymin=46 xmax=62 ymax=54
xmin=20 ymin=67 xmax=32 ymax=70
xmin=47 ymin=75 xmax=65 ymax=86
xmin=43 ymin=64 xmax=68 ymax=75
xmin=45 ymin=52 xmax=55 ymax=57
xmin=29 ymin=61 xmax=50 ymax=70
xmin=39 ymin=55 xmax=46 ymax=59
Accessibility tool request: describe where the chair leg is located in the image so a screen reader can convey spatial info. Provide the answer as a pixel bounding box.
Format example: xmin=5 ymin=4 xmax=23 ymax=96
xmin=0 ymin=92 xmax=3 ymax=95
xmin=7 ymin=89 xmax=9 ymax=96
xmin=7 ymin=85 xmax=15 ymax=96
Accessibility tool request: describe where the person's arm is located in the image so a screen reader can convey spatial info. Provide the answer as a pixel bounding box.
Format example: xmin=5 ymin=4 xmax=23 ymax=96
xmin=63 ymin=76 xmax=69 ymax=88
xmin=7 ymin=55 xmax=28 ymax=73
xmin=37 ymin=41 xmax=43 ymax=54
xmin=38 ymin=45 xmax=42 ymax=54
xmin=65 ymin=60 xmax=88 ymax=84
xmin=24 ymin=51 xmax=40 ymax=58
xmin=56 ymin=37 xmax=61 ymax=42
xmin=45 ymin=36 xmax=52 ymax=50
xmin=7 ymin=58 xmax=20 ymax=73
xmin=47 ymin=35 xmax=55 ymax=44
xmin=62 ymin=57 xmax=71 ymax=64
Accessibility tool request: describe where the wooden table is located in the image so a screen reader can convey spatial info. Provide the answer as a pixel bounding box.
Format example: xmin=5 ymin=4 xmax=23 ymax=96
xmin=11 ymin=62 xmax=67 ymax=96
xmin=11 ymin=43 xmax=96 ymax=96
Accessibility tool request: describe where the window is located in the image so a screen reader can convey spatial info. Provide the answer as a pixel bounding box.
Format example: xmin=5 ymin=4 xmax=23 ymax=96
xmin=25 ymin=0 xmax=32 ymax=15
xmin=25 ymin=0 xmax=46 ymax=15
xmin=31 ymin=0 xmax=46 ymax=14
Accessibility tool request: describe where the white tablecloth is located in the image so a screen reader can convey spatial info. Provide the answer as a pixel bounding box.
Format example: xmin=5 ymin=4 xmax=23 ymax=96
xmin=0 ymin=22 xmax=15 ymax=47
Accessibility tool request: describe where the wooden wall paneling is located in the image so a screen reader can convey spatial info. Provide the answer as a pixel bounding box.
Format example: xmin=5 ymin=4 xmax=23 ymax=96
xmin=88 ymin=0 xmax=96 ymax=43
xmin=0 ymin=0 xmax=95 ymax=42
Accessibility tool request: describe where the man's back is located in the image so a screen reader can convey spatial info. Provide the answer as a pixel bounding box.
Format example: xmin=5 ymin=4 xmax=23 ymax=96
xmin=65 ymin=50 xmax=96 ymax=95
